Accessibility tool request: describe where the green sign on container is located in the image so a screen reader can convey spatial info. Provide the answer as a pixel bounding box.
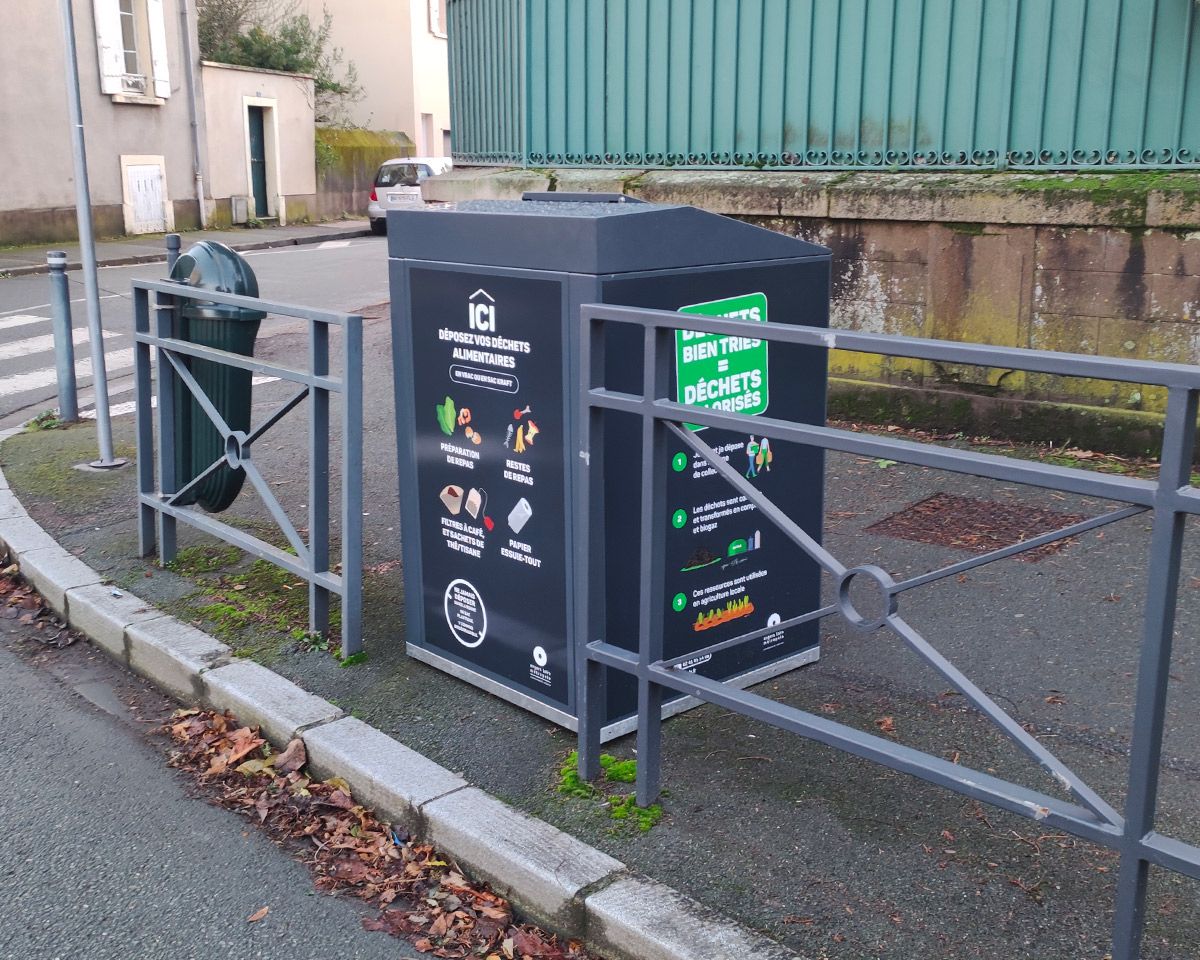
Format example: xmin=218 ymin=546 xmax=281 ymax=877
xmin=675 ymin=292 xmax=769 ymax=430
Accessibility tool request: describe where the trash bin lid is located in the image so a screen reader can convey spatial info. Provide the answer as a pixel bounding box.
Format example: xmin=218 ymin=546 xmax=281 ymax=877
xmin=387 ymin=195 xmax=829 ymax=274
xmin=170 ymin=241 xmax=268 ymax=321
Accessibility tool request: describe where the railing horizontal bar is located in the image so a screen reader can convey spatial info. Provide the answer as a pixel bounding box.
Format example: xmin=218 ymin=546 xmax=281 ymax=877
xmin=139 ymin=493 xmax=340 ymax=592
xmin=588 ymin=390 xmax=1157 ymax=507
xmin=585 ymin=640 xmax=1120 ymax=846
xmin=659 ymin=604 xmax=839 ymax=668
xmin=135 ymin=334 xmax=341 ymax=392
xmin=1176 ymin=487 xmax=1200 ymax=515
xmin=134 ymin=279 xmax=356 ymax=327
xmin=892 ymin=506 xmax=1149 ymax=593
xmin=582 ymin=305 xmax=1200 ymax=389
xmin=1141 ymin=832 xmax=1200 ymax=881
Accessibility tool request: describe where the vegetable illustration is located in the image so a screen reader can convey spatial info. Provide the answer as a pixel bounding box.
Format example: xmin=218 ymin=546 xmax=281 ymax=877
xmin=436 ymin=396 xmax=457 ymax=437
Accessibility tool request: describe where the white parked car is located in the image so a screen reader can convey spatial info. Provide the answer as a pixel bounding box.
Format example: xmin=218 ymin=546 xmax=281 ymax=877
xmin=367 ymin=156 xmax=452 ymax=234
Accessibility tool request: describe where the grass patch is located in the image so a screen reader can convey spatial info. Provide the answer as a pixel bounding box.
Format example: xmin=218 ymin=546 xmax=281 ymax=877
xmin=175 ymin=556 xmax=340 ymax=664
xmin=166 ymin=544 xmax=241 ymax=575
xmin=557 ymin=750 xmax=663 ymax=832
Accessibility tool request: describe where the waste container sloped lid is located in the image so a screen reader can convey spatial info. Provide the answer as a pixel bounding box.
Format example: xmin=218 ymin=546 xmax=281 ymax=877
xmin=387 ymin=198 xmax=829 ymax=274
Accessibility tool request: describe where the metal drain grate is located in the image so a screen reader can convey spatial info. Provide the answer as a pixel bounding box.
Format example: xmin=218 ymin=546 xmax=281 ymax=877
xmin=866 ymin=492 xmax=1089 ymax=561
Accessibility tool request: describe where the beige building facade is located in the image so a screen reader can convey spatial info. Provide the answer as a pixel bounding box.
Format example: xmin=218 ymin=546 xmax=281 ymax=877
xmin=309 ymin=0 xmax=451 ymax=156
xmin=0 ymin=0 xmax=200 ymax=243
xmin=200 ymin=62 xmax=316 ymax=227
xmin=0 ymin=0 xmax=318 ymax=245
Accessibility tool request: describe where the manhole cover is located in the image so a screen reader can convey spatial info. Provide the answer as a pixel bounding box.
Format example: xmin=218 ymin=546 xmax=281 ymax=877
xmin=866 ymin=492 xmax=1088 ymax=562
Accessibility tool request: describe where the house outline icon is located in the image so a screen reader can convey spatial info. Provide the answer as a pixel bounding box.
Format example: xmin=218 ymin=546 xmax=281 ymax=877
xmin=469 ymin=289 xmax=495 ymax=302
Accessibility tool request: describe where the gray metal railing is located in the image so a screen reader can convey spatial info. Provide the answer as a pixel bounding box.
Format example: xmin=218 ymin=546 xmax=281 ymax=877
xmin=575 ymin=303 xmax=1200 ymax=960
xmin=132 ymin=280 xmax=363 ymax=657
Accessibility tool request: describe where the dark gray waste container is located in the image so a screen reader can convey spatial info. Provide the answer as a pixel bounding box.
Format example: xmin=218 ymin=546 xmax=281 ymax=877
xmin=389 ymin=194 xmax=830 ymax=738
xmin=169 ymin=241 xmax=266 ymax=512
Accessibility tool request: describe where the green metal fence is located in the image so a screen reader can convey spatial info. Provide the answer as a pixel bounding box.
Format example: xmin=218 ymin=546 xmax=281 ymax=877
xmin=448 ymin=0 xmax=1200 ymax=170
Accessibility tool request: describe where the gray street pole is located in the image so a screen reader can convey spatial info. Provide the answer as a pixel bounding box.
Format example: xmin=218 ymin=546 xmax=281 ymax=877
xmin=58 ymin=0 xmax=125 ymax=468
xmin=47 ymin=251 xmax=79 ymax=422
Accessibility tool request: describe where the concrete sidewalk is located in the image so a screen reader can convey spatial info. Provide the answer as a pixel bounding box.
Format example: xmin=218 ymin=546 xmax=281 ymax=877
xmin=0 ymin=219 xmax=372 ymax=277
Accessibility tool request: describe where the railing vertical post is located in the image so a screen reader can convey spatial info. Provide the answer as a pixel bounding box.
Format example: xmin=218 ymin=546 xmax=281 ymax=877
xmin=339 ymin=315 xmax=364 ymax=658
xmin=576 ymin=309 xmax=606 ymax=780
xmin=635 ymin=323 xmax=671 ymax=808
xmin=153 ymin=291 xmax=178 ymax=564
xmin=309 ymin=319 xmax=331 ymax=638
xmin=134 ymin=286 xmax=156 ymax=556
xmin=1110 ymin=386 xmax=1197 ymax=960
xmin=46 ymin=250 xmax=78 ymax=422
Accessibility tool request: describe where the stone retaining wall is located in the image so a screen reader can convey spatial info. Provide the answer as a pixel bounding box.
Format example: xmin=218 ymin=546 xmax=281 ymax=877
xmin=426 ymin=168 xmax=1200 ymax=454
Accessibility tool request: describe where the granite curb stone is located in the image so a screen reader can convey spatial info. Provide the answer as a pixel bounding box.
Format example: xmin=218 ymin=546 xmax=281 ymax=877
xmin=586 ymin=876 xmax=798 ymax=960
xmin=0 ymin=515 xmax=60 ymax=557
xmin=18 ymin=545 xmax=103 ymax=615
xmin=202 ymin=659 xmax=343 ymax=743
xmin=127 ymin=616 xmax=232 ymax=701
xmin=302 ymin=716 xmax=467 ymax=830
xmin=0 ymin=487 xmax=22 ymax=520
xmin=422 ymin=786 xmax=625 ymax=932
xmin=65 ymin=582 xmax=166 ymax=659
xmin=0 ymin=459 xmax=799 ymax=960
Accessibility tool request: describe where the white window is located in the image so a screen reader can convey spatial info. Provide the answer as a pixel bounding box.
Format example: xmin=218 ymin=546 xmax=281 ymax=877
xmin=95 ymin=0 xmax=170 ymax=101
xmin=428 ymin=0 xmax=446 ymax=38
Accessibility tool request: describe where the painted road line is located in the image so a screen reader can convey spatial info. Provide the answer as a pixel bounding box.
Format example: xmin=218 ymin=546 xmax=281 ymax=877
xmin=0 ymin=348 xmax=136 ymax=397
xmin=0 ymin=328 xmax=118 ymax=361
xmin=77 ymin=375 xmax=281 ymax=420
xmin=0 ymin=294 xmax=121 ymax=318
xmin=81 ymin=398 xmax=147 ymax=420
xmin=317 ymin=240 xmax=352 ymax=249
xmin=0 ymin=314 xmax=49 ymax=333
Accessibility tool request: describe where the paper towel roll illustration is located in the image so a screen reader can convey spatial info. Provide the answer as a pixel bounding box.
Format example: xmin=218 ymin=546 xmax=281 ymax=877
xmin=507 ymin=497 xmax=533 ymax=534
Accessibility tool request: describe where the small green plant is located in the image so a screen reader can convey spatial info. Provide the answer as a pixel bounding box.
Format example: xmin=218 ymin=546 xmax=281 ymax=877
xmin=875 ymin=458 xmax=898 ymax=469
xmin=558 ymin=750 xmax=663 ymax=832
xmin=337 ymin=651 xmax=368 ymax=668
xmin=27 ymin=410 xmax=67 ymax=431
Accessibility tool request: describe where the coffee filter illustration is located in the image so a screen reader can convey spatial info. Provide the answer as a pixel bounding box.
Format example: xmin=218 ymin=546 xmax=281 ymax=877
xmin=439 ymin=484 xmax=464 ymax=515
xmin=507 ymin=497 xmax=533 ymax=534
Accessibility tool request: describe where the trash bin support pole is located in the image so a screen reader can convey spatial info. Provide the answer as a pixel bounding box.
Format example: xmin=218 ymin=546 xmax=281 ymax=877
xmin=339 ymin=316 xmax=364 ymax=658
xmin=308 ymin=320 xmax=331 ymax=638
xmin=634 ymin=326 xmax=672 ymax=809
xmin=153 ymin=291 xmax=179 ymax=564
xmin=47 ymin=250 xmax=78 ymax=422
xmin=134 ymin=287 xmax=156 ymax=556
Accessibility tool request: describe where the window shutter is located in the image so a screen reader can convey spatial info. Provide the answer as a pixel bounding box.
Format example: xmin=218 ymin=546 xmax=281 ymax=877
xmin=146 ymin=0 xmax=171 ymax=98
xmin=93 ymin=0 xmax=125 ymax=94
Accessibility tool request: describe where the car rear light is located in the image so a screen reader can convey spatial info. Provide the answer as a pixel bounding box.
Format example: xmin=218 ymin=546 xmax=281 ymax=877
xmin=369 ymin=187 xmax=377 ymax=201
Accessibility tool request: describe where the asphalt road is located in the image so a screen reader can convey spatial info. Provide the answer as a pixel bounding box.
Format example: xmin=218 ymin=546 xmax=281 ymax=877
xmin=0 ymin=236 xmax=390 ymax=426
xmin=0 ymin=610 xmax=420 ymax=960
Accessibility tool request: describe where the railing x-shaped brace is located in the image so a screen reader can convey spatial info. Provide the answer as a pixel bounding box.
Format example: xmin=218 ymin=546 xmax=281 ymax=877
xmin=132 ymin=279 xmax=363 ymax=657
xmin=575 ymin=303 xmax=1200 ymax=960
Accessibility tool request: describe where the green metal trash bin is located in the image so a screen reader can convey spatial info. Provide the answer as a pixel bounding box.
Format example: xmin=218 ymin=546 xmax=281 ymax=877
xmin=168 ymin=242 xmax=266 ymax=512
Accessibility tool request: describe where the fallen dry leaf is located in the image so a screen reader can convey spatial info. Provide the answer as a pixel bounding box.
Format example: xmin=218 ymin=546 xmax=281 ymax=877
xmin=247 ymin=906 xmax=270 ymax=923
xmin=875 ymin=716 xmax=897 ymax=735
